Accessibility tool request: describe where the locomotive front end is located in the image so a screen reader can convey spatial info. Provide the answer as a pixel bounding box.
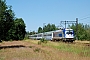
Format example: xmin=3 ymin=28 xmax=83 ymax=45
xmin=63 ymin=29 xmax=74 ymax=42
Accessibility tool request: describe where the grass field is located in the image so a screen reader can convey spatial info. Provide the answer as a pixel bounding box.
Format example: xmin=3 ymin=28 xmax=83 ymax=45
xmin=0 ymin=39 xmax=90 ymax=60
xmin=28 ymin=40 xmax=90 ymax=56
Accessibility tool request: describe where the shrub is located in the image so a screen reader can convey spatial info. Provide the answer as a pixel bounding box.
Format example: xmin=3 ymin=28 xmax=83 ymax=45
xmin=38 ymin=38 xmax=48 ymax=45
xmin=34 ymin=38 xmax=36 ymax=40
xmin=40 ymin=38 xmax=47 ymax=43
xmin=38 ymin=41 xmax=41 ymax=45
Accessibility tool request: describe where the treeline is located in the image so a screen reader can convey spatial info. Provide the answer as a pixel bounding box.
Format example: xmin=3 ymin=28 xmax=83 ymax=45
xmin=27 ymin=23 xmax=59 ymax=35
xmin=69 ymin=23 xmax=90 ymax=41
xmin=0 ymin=0 xmax=26 ymax=42
xmin=38 ymin=23 xmax=59 ymax=33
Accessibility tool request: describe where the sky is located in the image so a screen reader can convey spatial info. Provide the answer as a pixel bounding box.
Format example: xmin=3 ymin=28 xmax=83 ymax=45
xmin=6 ymin=0 xmax=90 ymax=32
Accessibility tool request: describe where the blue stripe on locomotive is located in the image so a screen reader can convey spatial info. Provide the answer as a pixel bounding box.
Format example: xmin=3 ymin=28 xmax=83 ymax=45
xmin=63 ymin=29 xmax=65 ymax=37
xmin=59 ymin=34 xmax=62 ymax=37
xmin=72 ymin=30 xmax=74 ymax=36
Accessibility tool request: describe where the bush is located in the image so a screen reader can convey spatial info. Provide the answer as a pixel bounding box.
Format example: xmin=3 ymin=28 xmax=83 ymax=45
xmin=40 ymin=38 xmax=44 ymax=43
xmin=38 ymin=38 xmax=48 ymax=45
xmin=40 ymin=38 xmax=47 ymax=43
xmin=38 ymin=41 xmax=41 ymax=45
xmin=34 ymin=38 xmax=36 ymax=40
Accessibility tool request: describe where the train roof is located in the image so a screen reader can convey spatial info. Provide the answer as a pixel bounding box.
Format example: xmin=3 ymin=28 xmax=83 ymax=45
xmin=64 ymin=28 xmax=73 ymax=30
xmin=29 ymin=28 xmax=73 ymax=36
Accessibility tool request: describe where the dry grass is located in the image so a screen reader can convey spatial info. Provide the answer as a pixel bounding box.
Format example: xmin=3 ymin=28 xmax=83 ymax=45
xmin=0 ymin=40 xmax=90 ymax=60
xmin=75 ymin=40 xmax=90 ymax=44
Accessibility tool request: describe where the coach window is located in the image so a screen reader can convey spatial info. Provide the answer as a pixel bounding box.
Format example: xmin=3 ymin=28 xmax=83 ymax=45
xmin=34 ymin=35 xmax=37 ymax=37
xmin=44 ymin=34 xmax=46 ymax=36
xmin=48 ymin=34 xmax=52 ymax=36
xmin=38 ymin=34 xmax=41 ymax=37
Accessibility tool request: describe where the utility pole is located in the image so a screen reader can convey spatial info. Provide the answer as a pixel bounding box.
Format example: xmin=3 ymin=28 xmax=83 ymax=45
xmin=76 ymin=18 xmax=78 ymax=40
xmin=60 ymin=18 xmax=78 ymax=40
xmin=43 ymin=23 xmax=46 ymax=39
xmin=65 ymin=21 xmax=66 ymax=28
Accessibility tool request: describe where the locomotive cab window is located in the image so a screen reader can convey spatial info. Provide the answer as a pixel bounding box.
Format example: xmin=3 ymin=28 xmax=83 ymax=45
xmin=66 ymin=32 xmax=72 ymax=34
xmin=66 ymin=30 xmax=73 ymax=35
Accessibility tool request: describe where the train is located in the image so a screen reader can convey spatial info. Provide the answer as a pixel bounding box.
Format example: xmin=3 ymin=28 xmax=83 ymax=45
xmin=29 ymin=28 xmax=75 ymax=42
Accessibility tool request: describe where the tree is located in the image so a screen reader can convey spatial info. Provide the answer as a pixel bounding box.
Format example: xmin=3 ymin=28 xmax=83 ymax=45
xmin=43 ymin=25 xmax=47 ymax=32
xmin=0 ymin=0 xmax=7 ymax=41
xmin=32 ymin=31 xmax=36 ymax=34
xmin=26 ymin=31 xmax=29 ymax=35
xmin=38 ymin=23 xmax=59 ymax=33
xmin=43 ymin=23 xmax=58 ymax=32
xmin=38 ymin=27 xmax=43 ymax=33
xmin=0 ymin=0 xmax=14 ymax=41
xmin=69 ymin=23 xmax=90 ymax=41
xmin=51 ymin=24 xmax=57 ymax=31
xmin=3 ymin=6 xmax=15 ymax=40
xmin=0 ymin=0 xmax=26 ymax=41
xmin=29 ymin=32 xmax=33 ymax=35
xmin=13 ymin=18 xmax=26 ymax=40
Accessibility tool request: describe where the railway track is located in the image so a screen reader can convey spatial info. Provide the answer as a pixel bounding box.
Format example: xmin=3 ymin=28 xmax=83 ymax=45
xmin=67 ymin=41 xmax=90 ymax=47
xmin=74 ymin=40 xmax=90 ymax=46
xmin=54 ymin=40 xmax=90 ymax=47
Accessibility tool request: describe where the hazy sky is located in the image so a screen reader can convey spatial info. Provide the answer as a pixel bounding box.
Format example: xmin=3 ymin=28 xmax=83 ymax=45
xmin=6 ymin=0 xmax=90 ymax=32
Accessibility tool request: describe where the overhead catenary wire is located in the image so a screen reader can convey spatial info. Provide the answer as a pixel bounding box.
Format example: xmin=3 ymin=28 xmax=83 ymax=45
xmin=79 ymin=14 xmax=90 ymax=21
xmin=78 ymin=15 xmax=90 ymax=25
xmin=79 ymin=16 xmax=90 ymax=21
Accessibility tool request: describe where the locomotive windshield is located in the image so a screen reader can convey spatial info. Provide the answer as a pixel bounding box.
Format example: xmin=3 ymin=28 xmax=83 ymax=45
xmin=66 ymin=30 xmax=73 ymax=35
